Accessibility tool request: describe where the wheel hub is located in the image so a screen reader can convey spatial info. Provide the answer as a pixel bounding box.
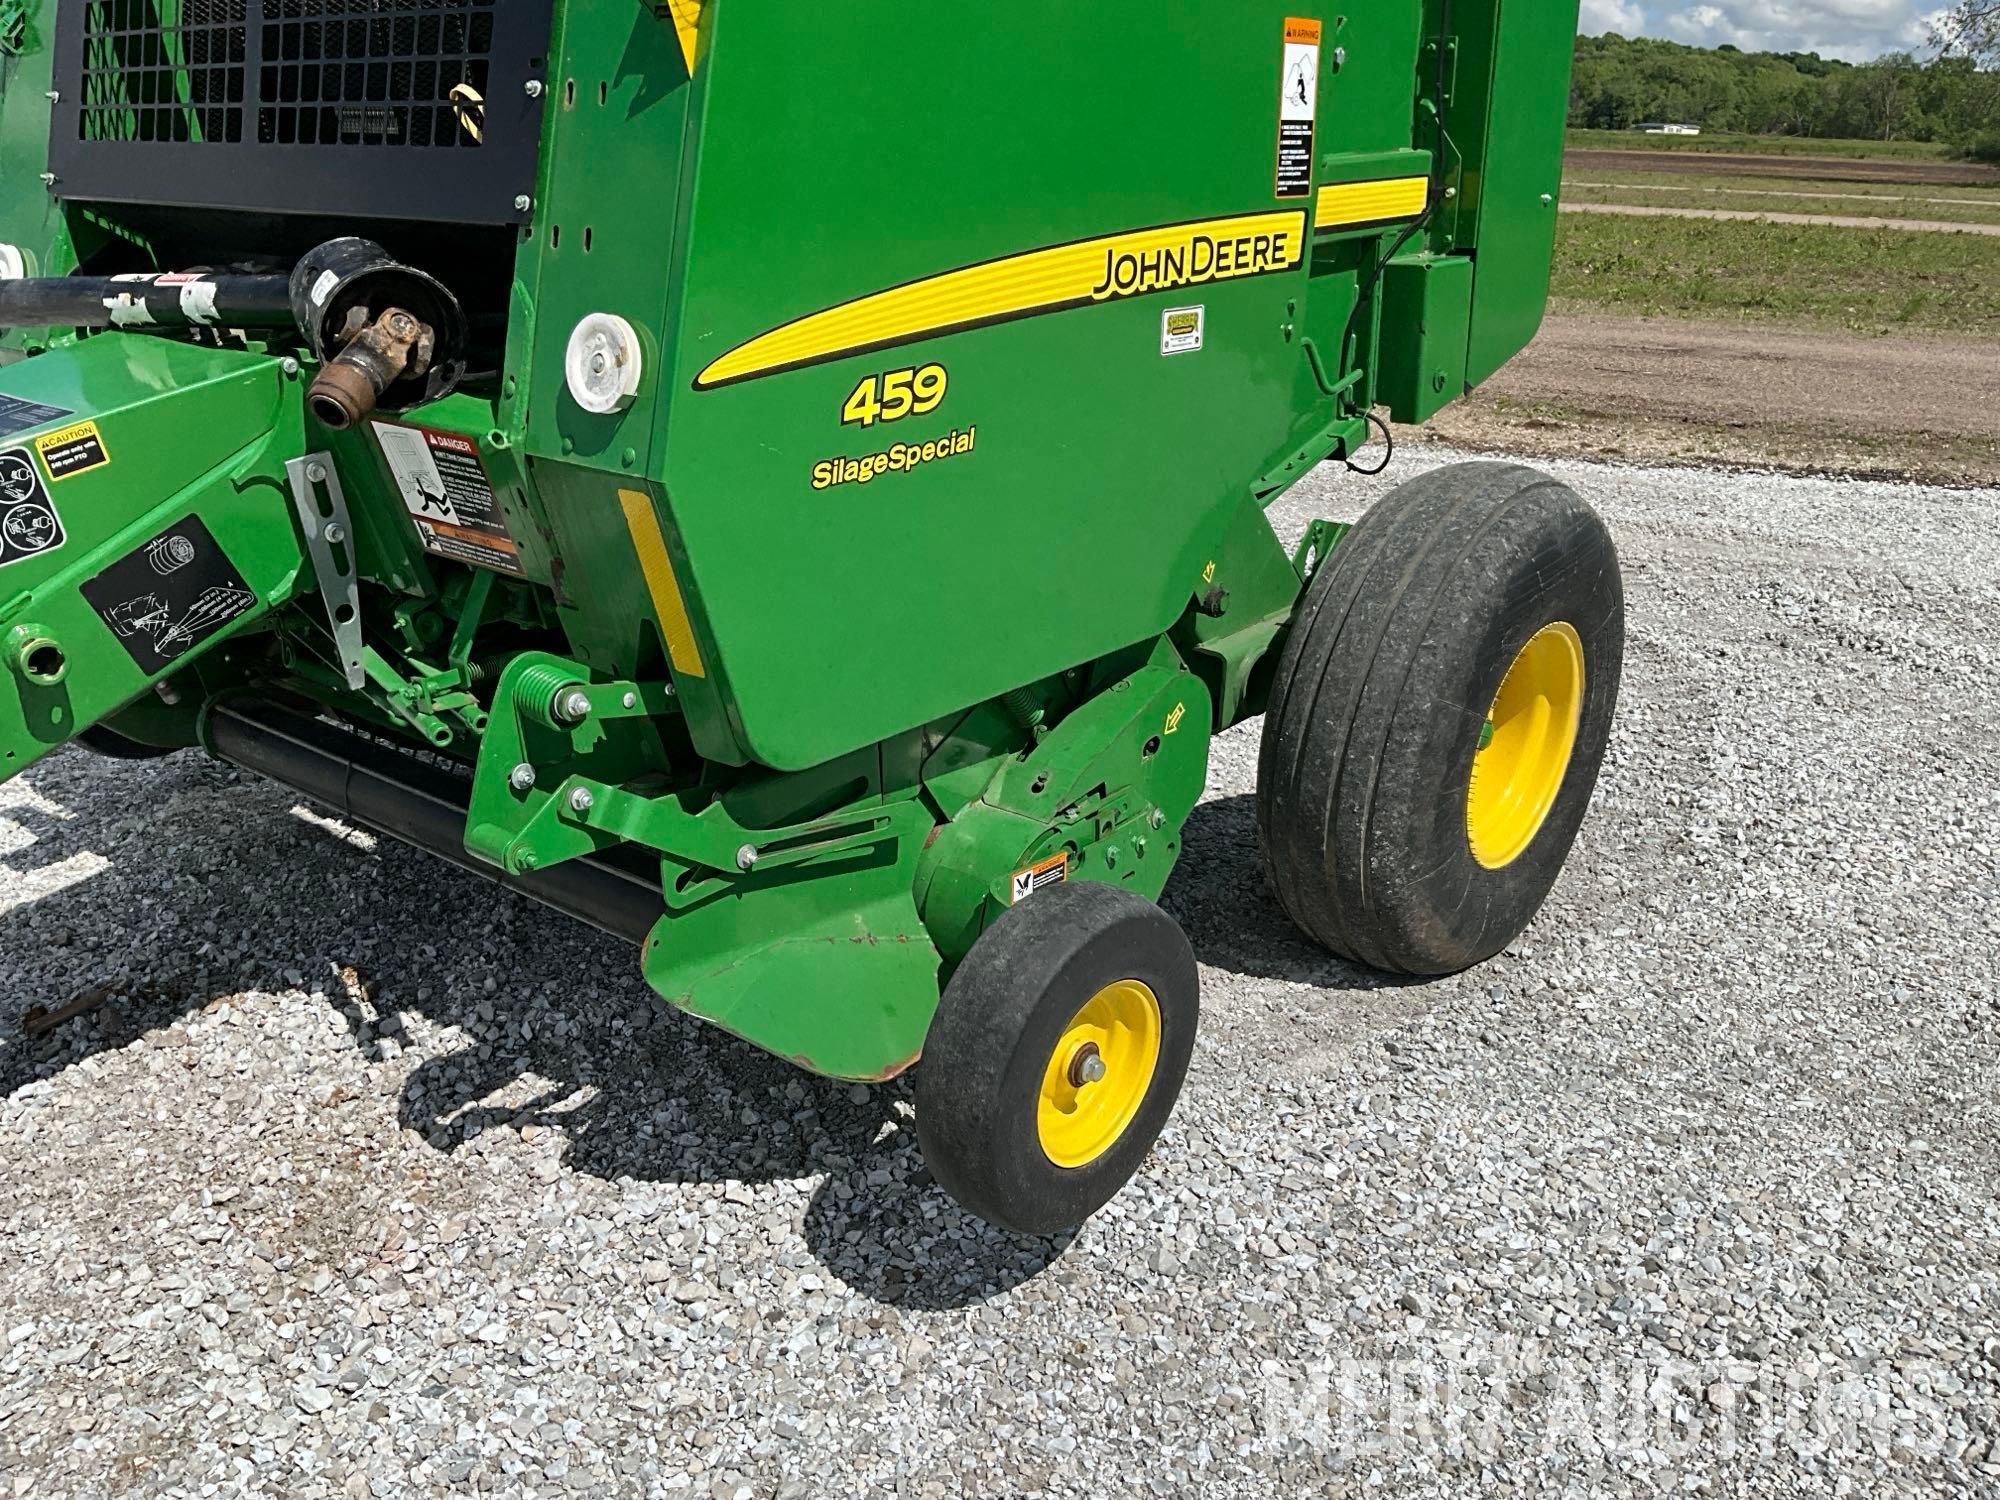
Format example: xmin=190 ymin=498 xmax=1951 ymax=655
xmin=1466 ymin=621 xmax=1586 ymax=871
xmin=1037 ymin=979 xmax=1162 ymax=1169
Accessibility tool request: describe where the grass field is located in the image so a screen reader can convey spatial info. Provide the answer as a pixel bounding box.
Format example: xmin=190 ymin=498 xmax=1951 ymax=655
xmin=1550 ymin=210 xmax=2000 ymax=334
xmin=1561 ymin=170 xmax=2000 ymax=227
xmin=1565 ymin=128 xmax=1954 ymax=162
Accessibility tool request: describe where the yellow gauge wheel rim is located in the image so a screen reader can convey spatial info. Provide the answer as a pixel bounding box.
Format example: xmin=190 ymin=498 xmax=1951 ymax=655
xmin=1037 ymin=979 xmax=1163 ymax=1169
xmin=1466 ymin=622 xmax=1586 ymax=871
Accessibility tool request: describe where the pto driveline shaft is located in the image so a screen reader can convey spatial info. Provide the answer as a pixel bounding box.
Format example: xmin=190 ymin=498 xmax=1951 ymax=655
xmin=0 ymin=273 xmax=296 ymax=332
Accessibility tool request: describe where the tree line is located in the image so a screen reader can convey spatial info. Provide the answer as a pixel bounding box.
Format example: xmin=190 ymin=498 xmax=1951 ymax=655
xmin=1570 ymin=33 xmax=2000 ymax=158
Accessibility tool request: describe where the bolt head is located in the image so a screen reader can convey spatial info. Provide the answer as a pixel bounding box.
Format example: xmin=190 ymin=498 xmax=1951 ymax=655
xmin=735 ymin=844 xmax=759 ymax=872
xmin=1148 ymin=807 xmax=1165 ymax=831
xmin=305 ymin=462 xmax=327 ymax=484
xmin=322 ymin=522 xmax=345 ymax=545
xmin=1070 ymin=1045 xmax=1108 ymax=1088
xmin=514 ymin=194 xmax=534 ymax=213
xmin=622 ymin=692 xmax=638 ymax=710
xmin=45 ymin=90 xmax=60 ymax=102
xmin=279 ymin=356 xmax=301 ymax=377
xmin=568 ymin=786 xmax=595 ymax=814
xmin=508 ymin=762 xmax=536 ymax=792
xmin=524 ymin=79 xmax=545 ymax=98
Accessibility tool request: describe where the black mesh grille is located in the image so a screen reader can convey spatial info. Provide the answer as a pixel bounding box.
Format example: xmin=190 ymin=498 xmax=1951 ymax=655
xmin=256 ymin=0 xmax=495 ymax=148
xmin=78 ymin=0 xmax=497 ymax=150
xmin=80 ymin=0 xmax=249 ymax=144
xmin=51 ymin=0 xmax=550 ymax=224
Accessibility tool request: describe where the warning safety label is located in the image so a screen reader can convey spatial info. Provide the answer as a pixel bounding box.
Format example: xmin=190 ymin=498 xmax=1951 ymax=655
xmin=0 ymin=395 xmax=75 ymax=442
xmin=35 ymin=420 xmax=110 ymax=481
xmin=372 ymin=421 xmax=525 ymax=576
xmin=80 ymin=515 xmax=255 ymax=674
xmin=1276 ymin=17 xmax=1323 ymax=200
xmin=1009 ymin=853 xmax=1071 ymax=906
xmin=0 ymin=448 xmax=65 ymax=569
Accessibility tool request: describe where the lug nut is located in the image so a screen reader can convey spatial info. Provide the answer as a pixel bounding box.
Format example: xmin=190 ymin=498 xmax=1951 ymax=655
xmin=1069 ymin=1044 xmax=1108 ymax=1088
xmin=509 ymin=762 xmax=536 ymax=792
xmin=568 ymin=786 xmax=595 ymax=814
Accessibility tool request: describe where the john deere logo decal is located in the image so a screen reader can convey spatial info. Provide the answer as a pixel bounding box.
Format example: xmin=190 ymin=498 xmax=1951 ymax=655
xmin=695 ymin=211 xmax=1307 ymax=390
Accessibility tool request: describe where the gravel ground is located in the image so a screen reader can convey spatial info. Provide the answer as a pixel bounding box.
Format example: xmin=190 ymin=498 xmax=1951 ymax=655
xmin=0 ymin=447 xmax=1995 ymax=1498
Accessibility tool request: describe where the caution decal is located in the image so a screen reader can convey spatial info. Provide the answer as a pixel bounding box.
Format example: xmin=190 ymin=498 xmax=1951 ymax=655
xmin=695 ymin=211 xmax=1308 ymax=391
xmin=35 ymin=420 xmax=110 ymax=481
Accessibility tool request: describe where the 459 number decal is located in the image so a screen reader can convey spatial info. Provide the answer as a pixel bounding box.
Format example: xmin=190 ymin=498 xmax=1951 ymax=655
xmin=841 ymin=363 xmax=948 ymax=429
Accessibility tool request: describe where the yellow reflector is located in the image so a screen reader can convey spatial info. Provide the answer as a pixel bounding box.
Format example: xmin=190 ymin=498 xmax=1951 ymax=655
xmin=665 ymin=0 xmax=703 ymax=72
xmin=618 ymin=488 xmax=707 ymax=681
xmin=1315 ymin=176 xmax=1430 ymax=232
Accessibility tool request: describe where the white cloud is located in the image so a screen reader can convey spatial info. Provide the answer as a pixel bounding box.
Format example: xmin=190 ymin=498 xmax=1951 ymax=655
xmin=1589 ymin=1 xmax=1943 ymax=59
xmin=1580 ymin=0 xmax=1650 ymax=34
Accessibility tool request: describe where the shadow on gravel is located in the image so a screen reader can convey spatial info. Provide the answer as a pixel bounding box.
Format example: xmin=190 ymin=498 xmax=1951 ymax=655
xmin=1169 ymin=793 xmax=1427 ymax=996
xmin=0 ymin=751 xmax=1071 ymax=1311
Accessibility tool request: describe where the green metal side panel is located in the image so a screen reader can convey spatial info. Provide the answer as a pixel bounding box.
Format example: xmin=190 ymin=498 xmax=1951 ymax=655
xmin=652 ymin=3 xmax=1334 ymax=773
xmin=1377 ymin=252 xmax=1472 ymax=424
xmin=1451 ymin=0 xmax=1581 ymax=387
xmin=0 ymin=339 xmax=305 ymax=776
xmin=0 ymin=1 xmax=70 ymax=321
xmin=507 ymin=3 xmax=696 ymax=479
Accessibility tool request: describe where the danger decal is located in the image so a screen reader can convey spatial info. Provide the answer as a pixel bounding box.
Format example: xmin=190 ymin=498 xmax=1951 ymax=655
xmin=373 ymin=421 xmax=526 ymax=577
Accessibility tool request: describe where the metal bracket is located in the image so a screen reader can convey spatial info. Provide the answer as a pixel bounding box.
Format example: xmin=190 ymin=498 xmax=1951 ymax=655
xmin=1292 ymin=519 xmax=1354 ymax=587
xmin=285 ymin=454 xmax=365 ymax=690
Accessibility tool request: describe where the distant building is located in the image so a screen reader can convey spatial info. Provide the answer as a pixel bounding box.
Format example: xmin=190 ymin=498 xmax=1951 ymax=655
xmin=1633 ymin=123 xmax=1702 ymax=136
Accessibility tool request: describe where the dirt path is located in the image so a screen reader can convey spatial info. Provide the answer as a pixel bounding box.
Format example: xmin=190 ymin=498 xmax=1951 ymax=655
xmin=1567 ymin=148 xmax=2000 ymax=189
xmin=1566 ymin=180 xmax=2000 ymax=210
xmin=1562 ymin=201 xmax=2000 ymax=236
xmin=1410 ymin=311 xmax=2000 ymax=487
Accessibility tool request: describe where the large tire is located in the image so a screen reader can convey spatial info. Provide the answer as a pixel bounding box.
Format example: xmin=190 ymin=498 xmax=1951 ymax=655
xmin=916 ymin=882 xmax=1199 ymax=1236
xmin=1257 ymin=461 xmax=1624 ymax=976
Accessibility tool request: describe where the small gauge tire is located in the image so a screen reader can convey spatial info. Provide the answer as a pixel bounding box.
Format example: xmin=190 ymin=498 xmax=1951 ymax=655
xmin=916 ymin=881 xmax=1199 ymax=1237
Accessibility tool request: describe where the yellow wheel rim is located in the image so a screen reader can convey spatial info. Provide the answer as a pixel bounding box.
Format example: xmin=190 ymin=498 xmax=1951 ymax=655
xmin=1466 ymin=622 xmax=1586 ymax=871
xmin=1036 ymin=980 xmax=1162 ymax=1169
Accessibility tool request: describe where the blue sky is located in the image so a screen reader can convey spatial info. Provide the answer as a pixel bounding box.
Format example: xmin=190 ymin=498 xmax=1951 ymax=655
xmin=1579 ymin=0 xmax=1948 ymax=62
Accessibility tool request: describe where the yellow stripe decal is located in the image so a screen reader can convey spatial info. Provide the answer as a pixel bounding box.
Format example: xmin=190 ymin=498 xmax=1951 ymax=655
xmin=619 ymin=489 xmax=707 ymax=680
xmin=1315 ymin=176 xmax=1431 ymax=232
xmin=695 ymin=210 xmax=1308 ymax=390
xmin=665 ymin=0 xmax=703 ymax=72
